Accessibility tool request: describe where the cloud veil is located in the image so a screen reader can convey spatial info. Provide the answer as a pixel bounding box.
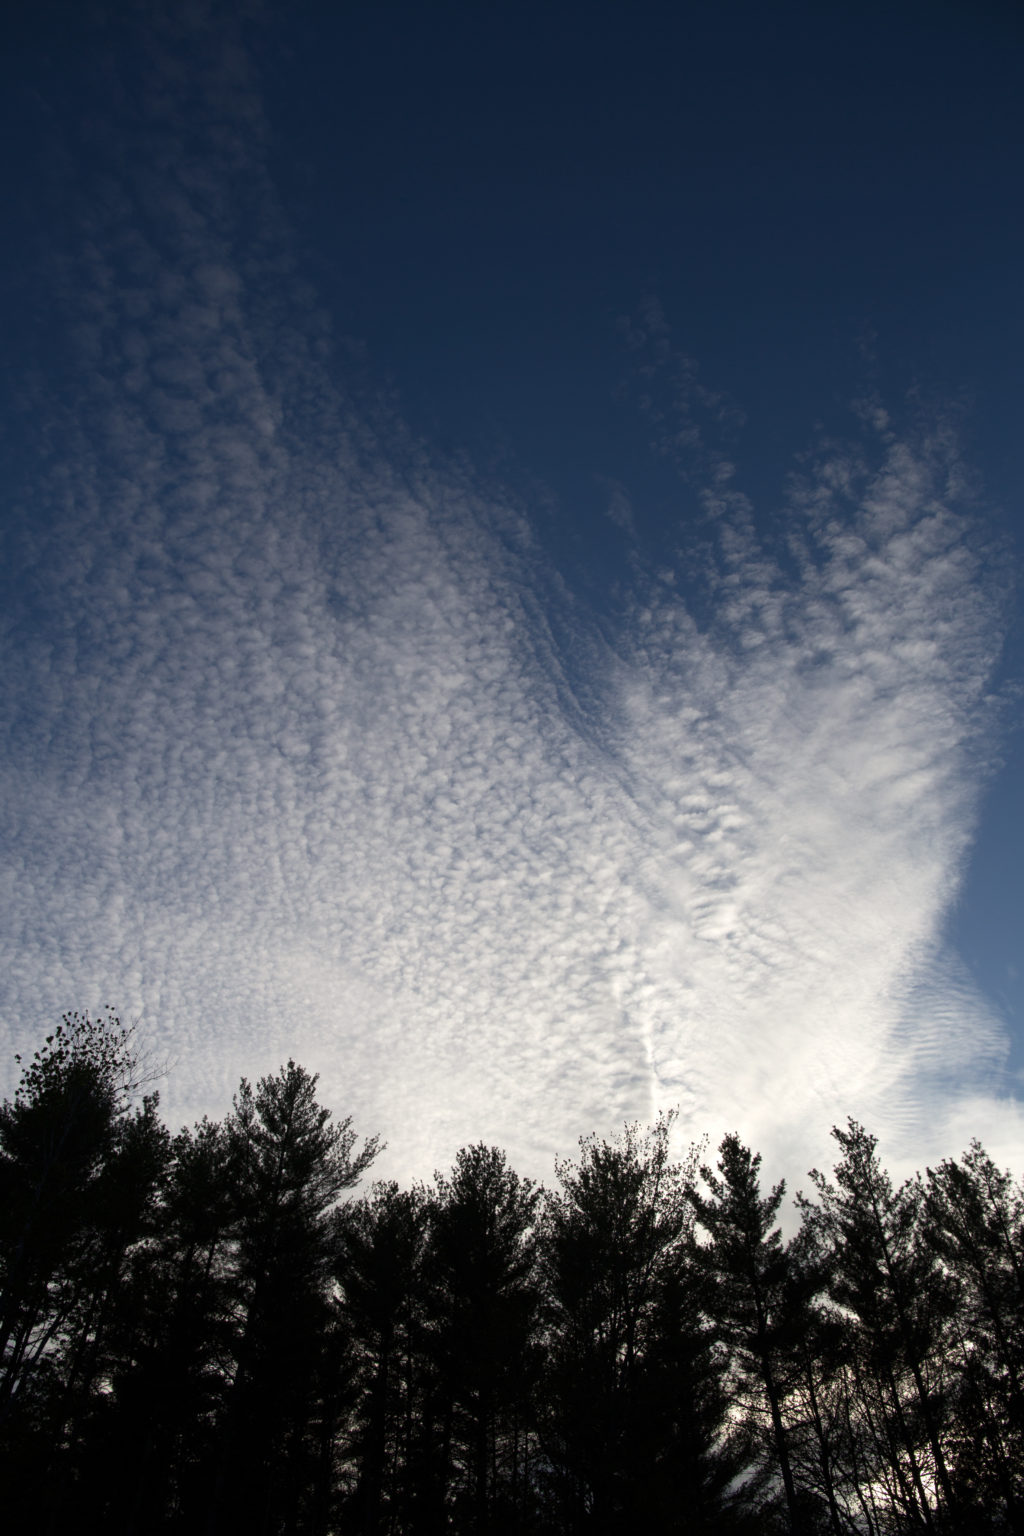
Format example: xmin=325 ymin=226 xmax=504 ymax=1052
xmin=0 ymin=7 xmax=1016 ymax=1186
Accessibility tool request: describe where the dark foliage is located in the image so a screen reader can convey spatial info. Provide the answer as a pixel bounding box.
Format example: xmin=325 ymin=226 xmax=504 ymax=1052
xmin=3 ymin=1015 xmax=1023 ymax=1535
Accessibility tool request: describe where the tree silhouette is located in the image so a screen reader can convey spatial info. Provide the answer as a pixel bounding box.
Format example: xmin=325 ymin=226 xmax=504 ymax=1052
xmin=4 ymin=1013 xmax=1024 ymax=1536
xmin=206 ymin=1060 xmax=380 ymax=1536
xmin=334 ymin=1179 xmax=430 ymax=1535
xmin=924 ymin=1140 xmax=1024 ymax=1527
xmin=538 ymin=1114 xmax=742 ymax=1533
xmin=687 ymin=1134 xmax=805 ymax=1534
xmin=0 ymin=1014 xmax=135 ymax=1408
xmin=799 ymin=1121 xmax=961 ymax=1533
xmin=0 ymin=1011 xmax=168 ymax=1532
xmin=92 ymin=1115 xmax=239 ymax=1533
xmin=422 ymin=1143 xmax=542 ymax=1535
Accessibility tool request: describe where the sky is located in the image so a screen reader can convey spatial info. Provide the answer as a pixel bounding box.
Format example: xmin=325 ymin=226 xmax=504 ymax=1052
xmin=1 ymin=0 xmax=1023 ymax=1194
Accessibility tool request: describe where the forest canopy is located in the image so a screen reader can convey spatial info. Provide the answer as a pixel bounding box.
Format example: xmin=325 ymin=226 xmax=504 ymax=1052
xmin=1 ymin=1010 xmax=1021 ymax=1535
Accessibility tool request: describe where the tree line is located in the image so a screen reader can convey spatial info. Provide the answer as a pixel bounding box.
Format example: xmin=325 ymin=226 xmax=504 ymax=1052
xmin=0 ymin=1010 xmax=1021 ymax=1535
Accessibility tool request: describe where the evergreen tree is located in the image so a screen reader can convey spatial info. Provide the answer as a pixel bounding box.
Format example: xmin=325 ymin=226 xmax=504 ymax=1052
xmin=421 ymin=1143 xmax=542 ymax=1535
xmin=924 ymin=1141 xmax=1024 ymax=1528
xmin=784 ymin=1218 xmax=871 ymax=1536
xmin=687 ymin=1134 xmax=806 ymax=1534
xmin=334 ymin=1179 xmax=430 ymax=1536
xmin=94 ymin=1116 xmax=239 ymax=1534
xmin=9 ymin=1009 xmax=1024 ymax=1536
xmin=539 ymin=1114 xmax=741 ymax=1534
xmin=0 ymin=1011 xmax=166 ymax=1531
xmin=798 ymin=1121 xmax=961 ymax=1534
xmin=38 ymin=1092 xmax=171 ymax=1530
xmin=205 ymin=1060 xmax=379 ymax=1536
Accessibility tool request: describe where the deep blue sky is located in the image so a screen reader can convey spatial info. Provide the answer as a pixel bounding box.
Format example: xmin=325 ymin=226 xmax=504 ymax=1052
xmin=266 ymin=1 xmax=1022 ymax=461
xmin=1 ymin=0 xmax=1022 ymax=1182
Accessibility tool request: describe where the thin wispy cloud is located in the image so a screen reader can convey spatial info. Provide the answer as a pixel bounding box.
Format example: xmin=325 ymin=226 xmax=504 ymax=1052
xmin=0 ymin=4 xmax=1018 ymax=1191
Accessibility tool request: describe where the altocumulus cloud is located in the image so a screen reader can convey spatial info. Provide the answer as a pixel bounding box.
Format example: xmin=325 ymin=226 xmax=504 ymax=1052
xmin=0 ymin=3 xmax=1019 ymax=1188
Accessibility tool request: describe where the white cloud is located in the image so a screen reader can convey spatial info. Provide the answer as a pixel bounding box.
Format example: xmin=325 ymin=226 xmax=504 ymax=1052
xmin=608 ymin=409 xmax=1010 ymax=1186
xmin=0 ymin=8 xmax=1017 ymax=1197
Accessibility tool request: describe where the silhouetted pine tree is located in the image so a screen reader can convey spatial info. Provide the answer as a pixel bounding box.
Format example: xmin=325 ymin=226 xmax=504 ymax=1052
xmin=798 ymin=1121 xmax=961 ymax=1534
xmin=923 ymin=1141 xmax=1024 ymax=1529
xmin=9 ymin=1011 xmax=1024 ymax=1536
xmin=0 ymin=1012 xmax=167 ymax=1533
xmin=334 ymin=1179 xmax=430 ymax=1536
xmin=419 ymin=1143 xmax=542 ymax=1535
xmin=686 ymin=1134 xmax=807 ymax=1535
xmin=784 ymin=1218 xmax=869 ymax=1535
xmin=203 ymin=1060 xmax=379 ymax=1536
xmin=38 ymin=1092 xmax=170 ymax=1532
xmin=90 ymin=1115 xmax=239 ymax=1534
xmin=538 ymin=1114 xmax=746 ymax=1534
